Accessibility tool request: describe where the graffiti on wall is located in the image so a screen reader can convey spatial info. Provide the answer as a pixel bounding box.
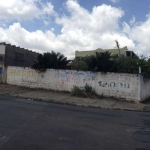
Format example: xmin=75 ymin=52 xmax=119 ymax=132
xmin=98 ymin=81 xmax=130 ymax=89
xmin=54 ymin=70 xmax=96 ymax=87
xmin=7 ymin=67 xmax=141 ymax=101
xmin=21 ymin=78 xmax=37 ymax=86
xmin=8 ymin=69 xmax=34 ymax=78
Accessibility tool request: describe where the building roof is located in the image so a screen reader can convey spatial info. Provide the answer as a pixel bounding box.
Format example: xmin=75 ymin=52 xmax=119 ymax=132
xmin=0 ymin=42 xmax=39 ymax=54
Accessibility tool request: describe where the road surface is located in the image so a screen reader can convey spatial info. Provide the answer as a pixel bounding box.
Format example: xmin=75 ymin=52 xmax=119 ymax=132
xmin=0 ymin=95 xmax=150 ymax=150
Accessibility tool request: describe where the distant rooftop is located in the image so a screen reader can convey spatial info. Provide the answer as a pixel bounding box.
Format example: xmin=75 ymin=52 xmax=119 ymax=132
xmin=75 ymin=46 xmax=129 ymax=57
xmin=0 ymin=42 xmax=39 ymax=54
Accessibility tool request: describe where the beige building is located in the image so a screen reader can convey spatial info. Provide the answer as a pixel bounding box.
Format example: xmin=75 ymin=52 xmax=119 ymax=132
xmin=75 ymin=46 xmax=134 ymax=58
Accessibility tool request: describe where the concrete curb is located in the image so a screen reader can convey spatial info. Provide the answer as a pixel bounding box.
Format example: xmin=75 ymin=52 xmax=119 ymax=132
xmin=0 ymin=92 xmax=147 ymax=112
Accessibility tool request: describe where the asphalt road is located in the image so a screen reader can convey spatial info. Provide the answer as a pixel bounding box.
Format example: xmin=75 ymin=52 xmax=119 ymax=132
xmin=0 ymin=96 xmax=150 ymax=150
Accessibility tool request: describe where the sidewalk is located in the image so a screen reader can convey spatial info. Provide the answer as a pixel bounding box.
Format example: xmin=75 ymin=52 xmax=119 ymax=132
xmin=0 ymin=84 xmax=149 ymax=111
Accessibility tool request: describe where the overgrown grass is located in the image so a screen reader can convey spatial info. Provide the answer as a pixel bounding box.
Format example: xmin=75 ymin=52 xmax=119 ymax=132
xmin=98 ymin=94 xmax=104 ymax=99
xmin=71 ymin=84 xmax=100 ymax=98
xmin=71 ymin=86 xmax=86 ymax=97
xmin=84 ymin=84 xmax=95 ymax=94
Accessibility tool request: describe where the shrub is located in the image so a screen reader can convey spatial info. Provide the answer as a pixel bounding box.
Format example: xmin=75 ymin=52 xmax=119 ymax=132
xmin=83 ymin=51 xmax=114 ymax=72
xmin=32 ymin=51 xmax=70 ymax=70
xmin=98 ymin=94 xmax=104 ymax=99
xmin=84 ymin=84 xmax=95 ymax=94
xmin=71 ymin=57 xmax=88 ymax=71
xmin=71 ymin=86 xmax=86 ymax=97
xmin=71 ymin=84 xmax=97 ymax=98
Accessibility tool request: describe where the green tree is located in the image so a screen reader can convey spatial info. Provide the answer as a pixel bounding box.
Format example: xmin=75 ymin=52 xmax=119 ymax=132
xmin=32 ymin=51 xmax=70 ymax=71
xmin=138 ymin=55 xmax=150 ymax=80
xmin=111 ymin=54 xmax=150 ymax=80
xmin=111 ymin=56 xmax=139 ymax=73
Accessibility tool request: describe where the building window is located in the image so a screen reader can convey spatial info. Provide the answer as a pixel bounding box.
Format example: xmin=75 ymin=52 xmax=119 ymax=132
xmin=15 ymin=52 xmax=24 ymax=61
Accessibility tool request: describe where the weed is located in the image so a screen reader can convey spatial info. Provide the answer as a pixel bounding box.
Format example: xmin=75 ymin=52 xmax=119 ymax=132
xmin=98 ymin=94 xmax=104 ymax=99
xmin=71 ymin=85 xmax=110 ymax=100
xmin=71 ymin=84 xmax=98 ymax=99
xmin=84 ymin=84 xmax=95 ymax=94
xmin=71 ymin=86 xmax=86 ymax=97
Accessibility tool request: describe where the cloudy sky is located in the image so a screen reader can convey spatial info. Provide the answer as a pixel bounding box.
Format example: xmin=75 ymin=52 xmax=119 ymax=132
xmin=0 ymin=0 xmax=150 ymax=58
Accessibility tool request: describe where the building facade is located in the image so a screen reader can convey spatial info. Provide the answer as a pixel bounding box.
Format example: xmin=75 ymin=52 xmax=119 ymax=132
xmin=0 ymin=42 xmax=38 ymax=82
xmin=75 ymin=46 xmax=135 ymax=58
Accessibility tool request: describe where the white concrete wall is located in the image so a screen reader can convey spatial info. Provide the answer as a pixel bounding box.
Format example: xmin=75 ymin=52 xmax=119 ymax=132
xmin=7 ymin=67 xmax=96 ymax=91
xmin=7 ymin=67 xmax=37 ymax=87
xmin=139 ymin=75 xmax=150 ymax=101
xmin=95 ymin=73 xmax=139 ymax=101
xmin=7 ymin=66 xmax=148 ymax=101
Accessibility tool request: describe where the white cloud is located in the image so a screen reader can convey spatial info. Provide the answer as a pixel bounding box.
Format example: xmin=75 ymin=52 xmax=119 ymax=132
xmin=110 ymin=0 xmax=119 ymax=3
xmin=56 ymin=2 xmax=124 ymax=32
xmin=55 ymin=1 xmax=134 ymax=51
xmin=0 ymin=0 xmax=56 ymax=22
xmin=51 ymin=28 xmax=54 ymax=31
xmin=123 ymin=14 xmax=150 ymax=55
xmin=129 ymin=15 xmax=136 ymax=25
xmin=0 ymin=0 xmax=150 ymax=58
xmin=0 ymin=22 xmax=73 ymax=56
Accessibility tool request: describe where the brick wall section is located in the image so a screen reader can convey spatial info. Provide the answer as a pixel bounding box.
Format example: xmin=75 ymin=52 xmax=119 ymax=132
xmin=4 ymin=44 xmax=38 ymax=67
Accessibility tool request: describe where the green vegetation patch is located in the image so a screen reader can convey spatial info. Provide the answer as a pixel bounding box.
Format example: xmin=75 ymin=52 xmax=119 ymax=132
xmin=71 ymin=84 xmax=100 ymax=99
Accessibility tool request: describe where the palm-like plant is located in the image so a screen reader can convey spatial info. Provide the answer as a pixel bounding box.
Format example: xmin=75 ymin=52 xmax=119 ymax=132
xmin=83 ymin=51 xmax=114 ymax=72
xmin=115 ymin=40 xmax=120 ymax=55
xmin=32 ymin=51 xmax=70 ymax=70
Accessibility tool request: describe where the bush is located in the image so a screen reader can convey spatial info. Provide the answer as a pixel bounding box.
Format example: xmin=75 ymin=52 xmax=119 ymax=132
xmin=98 ymin=94 xmax=104 ymax=99
xmin=71 ymin=86 xmax=86 ymax=97
xmin=84 ymin=84 xmax=95 ymax=94
xmin=32 ymin=51 xmax=70 ymax=70
xmin=83 ymin=51 xmax=114 ymax=72
xmin=71 ymin=57 xmax=88 ymax=71
xmin=71 ymin=84 xmax=97 ymax=98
